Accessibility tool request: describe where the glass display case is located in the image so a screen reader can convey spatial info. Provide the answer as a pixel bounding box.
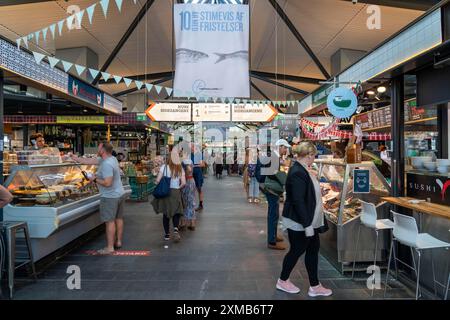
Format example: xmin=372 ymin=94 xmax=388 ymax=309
xmin=5 ymin=164 xmax=98 ymax=207
xmin=314 ymin=160 xmax=392 ymax=272
xmin=3 ymin=163 xmax=131 ymax=262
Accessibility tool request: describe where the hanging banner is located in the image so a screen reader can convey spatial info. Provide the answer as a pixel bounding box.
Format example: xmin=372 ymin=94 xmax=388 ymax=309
xmin=68 ymin=75 xmax=104 ymax=107
xmin=173 ymin=3 xmax=250 ymax=99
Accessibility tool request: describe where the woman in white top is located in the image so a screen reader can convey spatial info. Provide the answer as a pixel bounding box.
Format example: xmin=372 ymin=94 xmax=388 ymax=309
xmin=151 ymin=154 xmax=186 ymax=242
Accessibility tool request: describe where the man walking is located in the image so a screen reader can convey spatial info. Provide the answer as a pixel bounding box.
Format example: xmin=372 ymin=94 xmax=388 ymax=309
xmin=258 ymin=139 xmax=291 ymax=250
xmin=71 ymin=142 xmax=125 ymax=255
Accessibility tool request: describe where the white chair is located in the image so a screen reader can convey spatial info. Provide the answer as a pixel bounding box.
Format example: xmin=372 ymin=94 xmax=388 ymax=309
xmin=351 ymin=200 xmax=395 ymax=296
xmin=384 ymin=211 xmax=450 ymax=300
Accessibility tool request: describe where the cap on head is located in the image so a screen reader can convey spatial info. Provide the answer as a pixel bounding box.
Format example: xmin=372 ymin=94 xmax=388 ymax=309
xmin=275 ymin=139 xmax=291 ymax=148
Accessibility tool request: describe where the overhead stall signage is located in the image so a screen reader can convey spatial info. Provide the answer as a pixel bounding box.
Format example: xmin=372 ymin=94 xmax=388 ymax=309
xmin=104 ymin=94 xmax=123 ymax=115
xmin=145 ymin=103 xmax=192 ymax=122
xmin=0 ymin=38 xmax=68 ymax=93
xmin=173 ymin=4 xmax=250 ymax=99
xmin=231 ymin=103 xmax=278 ymax=122
xmin=56 ymin=116 xmax=105 ymax=124
xmin=68 ymin=75 xmax=104 ymax=107
xmin=407 ymin=173 xmax=450 ymax=206
xmin=327 ymin=87 xmax=357 ymax=119
xmin=192 ymin=103 xmax=231 ymax=122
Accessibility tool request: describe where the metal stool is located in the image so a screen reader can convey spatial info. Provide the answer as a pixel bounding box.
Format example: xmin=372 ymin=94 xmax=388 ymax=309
xmin=0 ymin=221 xmax=37 ymax=299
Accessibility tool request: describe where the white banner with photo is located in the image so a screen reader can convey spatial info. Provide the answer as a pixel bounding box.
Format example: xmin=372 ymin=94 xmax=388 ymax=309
xmin=173 ymin=3 xmax=250 ymax=99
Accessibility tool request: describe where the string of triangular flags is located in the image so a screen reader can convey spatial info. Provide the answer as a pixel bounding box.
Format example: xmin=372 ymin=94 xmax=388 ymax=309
xmin=31 ymin=50 xmax=301 ymax=106
xmin=16 ymin=0 xmax=136 ymax=49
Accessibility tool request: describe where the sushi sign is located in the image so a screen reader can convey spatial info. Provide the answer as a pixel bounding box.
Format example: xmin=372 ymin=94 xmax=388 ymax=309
xmin=327 ymin=87 xmax=358 ymax=119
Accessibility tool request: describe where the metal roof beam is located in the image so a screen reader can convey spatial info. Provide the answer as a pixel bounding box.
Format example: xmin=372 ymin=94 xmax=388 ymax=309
xmin=251 ymin=73 xmax=309 ymax=96
xmin=250 ymin=80 xmax=270 ymax=101
xmin=267 ymin=0 xmax=330 ymax=79
xmin=251 ymin=70 xmax=323 ymax=84
xmin=93 ymin=0 xmax=156 ymax=85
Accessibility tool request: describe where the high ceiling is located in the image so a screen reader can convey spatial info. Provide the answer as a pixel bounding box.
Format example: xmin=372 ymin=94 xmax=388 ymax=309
xmin=0 ymin=0 xmax=427 ymax=107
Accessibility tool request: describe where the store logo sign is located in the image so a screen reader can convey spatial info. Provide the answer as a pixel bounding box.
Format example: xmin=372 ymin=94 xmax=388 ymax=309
xmin=407 ymin=173 xmax=450 ymax=205
xmin=327 ymin=87 xmax=358 ymax=119
xmin=366 ymin=5 xmax=381 ymax=30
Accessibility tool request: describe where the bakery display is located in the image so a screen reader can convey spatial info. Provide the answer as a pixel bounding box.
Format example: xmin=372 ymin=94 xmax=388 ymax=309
xmin=7 ymin=164 xmax=98 ymax=207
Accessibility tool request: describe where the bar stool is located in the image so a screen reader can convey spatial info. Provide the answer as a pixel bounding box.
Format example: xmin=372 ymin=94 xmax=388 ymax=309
xmin=384 ymin=212 xmax=450 ymax=300
xmin=0 ymin=221 xmax=37 ymax=299
xmin=351 ymin=200 xmax=395 ymax=296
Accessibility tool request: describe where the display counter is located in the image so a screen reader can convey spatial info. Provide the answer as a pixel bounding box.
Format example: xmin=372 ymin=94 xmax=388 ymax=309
xmin=3 ymin=163 xmax=131 ymax=262
xmin=314 ymin=160 xmax=391 ymax=273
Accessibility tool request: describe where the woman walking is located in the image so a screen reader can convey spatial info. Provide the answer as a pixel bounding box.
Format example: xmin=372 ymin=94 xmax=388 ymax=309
xmin=276 ymin=142 xmax=332 ymax=297
xmin=152 ymin=155 xmax=186 ymax=242
xmin=247 ymin=150 xmax=260 ymax=203
xmin=182 ymin=164 xmax=197 ymax=230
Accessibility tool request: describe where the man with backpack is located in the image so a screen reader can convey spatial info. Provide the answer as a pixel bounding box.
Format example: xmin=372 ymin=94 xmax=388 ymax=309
xmin=256 ymin=139 xmax=291 ymax=250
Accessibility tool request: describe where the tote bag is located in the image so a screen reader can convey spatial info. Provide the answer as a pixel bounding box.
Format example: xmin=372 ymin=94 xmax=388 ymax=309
xmin=153 ymin=165 xmax=171 ymax=199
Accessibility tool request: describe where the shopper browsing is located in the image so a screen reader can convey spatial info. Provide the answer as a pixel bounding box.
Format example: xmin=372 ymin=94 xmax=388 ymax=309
xmin=182 ymin=164 xmax=197 ymax=231
xmin=276 ymin=142 xmax=332 ymax=297
xmin=71 ymin=142 xmax=125 ymax=255
xmin=152 ymin=153 xmax=186 ymax=242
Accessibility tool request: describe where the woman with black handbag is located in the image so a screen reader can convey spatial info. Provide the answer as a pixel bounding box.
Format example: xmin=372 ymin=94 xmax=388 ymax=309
xmin=276 ymin=142 xmax=332 ymax=297
xmin=152 ymin=154 xmax=186 ymax=242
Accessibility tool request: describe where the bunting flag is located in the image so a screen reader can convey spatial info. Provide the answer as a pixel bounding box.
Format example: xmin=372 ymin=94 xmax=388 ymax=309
xmin=86 ymin=4 xmax=96 ymax=24
xmin=75 ymin=64 xmax=86 ymax=76
xmin=49 ymin=24 xmax=56 ymax=39
xmin=42 ymin=27 xmax=48 ymax=40
xmin=89 ymin=68 xmax=100 ymax=79
xmin=114 ymin=0 xmax=123 ymax=12
xmin=165 ymin=87 xmax=173 ymax=96
xmin=57 ymin=19 xmax=65 ymax=36
xmin=100 ymin=0 xmax=110 ymax=18
xmin=34 ymin=30 xmax=40 ymax=45
xmin=32 ymin=51 xmax=46 ymax=64
xmin=22 ymin=36 xmax=28 ymax=48
xmin=123 ymin=77 xmax=132 ymax=87
xmin=48 ymin=56 xmax=60 ymax=68
xmin=75 ymin=10 xmax=85 ymax=26
xmin=113 ymin=75 xmax=122 ymax=84
xmin=134 ymin=80 xmax=143 ymax=90
xmin=145 ymin=83 xmax=153 ymax=92
xmin=16 ymin=38 xmax=21 ymax=49
xmin=101 ymin=72 xmax=111 ymax=81
xmin=61 ymin=60 xmax=73 ymax=72
xmin=155 ymin=85 xmax=162 ymax=94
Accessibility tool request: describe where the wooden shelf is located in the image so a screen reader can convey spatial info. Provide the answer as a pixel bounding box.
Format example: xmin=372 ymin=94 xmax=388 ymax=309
xmin=382 ymin=197 xmax=450 ymax=220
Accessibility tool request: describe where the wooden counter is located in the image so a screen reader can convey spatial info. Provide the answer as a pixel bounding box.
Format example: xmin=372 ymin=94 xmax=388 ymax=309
xmin=382 ymin=197 xmax=450 ymax=220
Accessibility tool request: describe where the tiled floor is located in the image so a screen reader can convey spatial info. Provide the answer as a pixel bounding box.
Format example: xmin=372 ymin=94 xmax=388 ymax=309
xmin=6 ymin=175 xmax=415 ymax=300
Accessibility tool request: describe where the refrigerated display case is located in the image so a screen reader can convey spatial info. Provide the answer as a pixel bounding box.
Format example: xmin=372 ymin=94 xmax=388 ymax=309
xmin=314 ymin=160 xmax=392 ymax=273
xmin=3 ymin=163 xmax=131 ymax=262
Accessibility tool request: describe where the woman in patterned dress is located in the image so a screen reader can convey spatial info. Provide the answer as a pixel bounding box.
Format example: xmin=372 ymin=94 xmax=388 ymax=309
xmin=182 ymin=164 xmax=197 ymax=230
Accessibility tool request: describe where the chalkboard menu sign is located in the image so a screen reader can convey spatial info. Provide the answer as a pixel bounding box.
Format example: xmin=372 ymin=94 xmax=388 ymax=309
xmin=355 ymin=106 xmax=391 ymax=130
xmin=355 ymin=100 xmax=435 ymax=131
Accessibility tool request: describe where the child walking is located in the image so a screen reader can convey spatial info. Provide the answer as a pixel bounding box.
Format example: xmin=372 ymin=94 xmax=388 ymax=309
xmin=182 ymin=164 xmax=197 ymax=230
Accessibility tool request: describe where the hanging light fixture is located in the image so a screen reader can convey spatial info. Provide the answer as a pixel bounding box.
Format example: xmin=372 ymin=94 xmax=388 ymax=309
xmin=367 ymin=90 xmax=376 ymax=95
xmin=377 ymin=86 xmax=387 ymax=93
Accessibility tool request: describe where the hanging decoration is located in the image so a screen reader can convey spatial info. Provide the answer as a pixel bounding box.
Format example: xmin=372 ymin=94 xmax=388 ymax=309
xmin=300 ymin=118 xmax=352 ymax=140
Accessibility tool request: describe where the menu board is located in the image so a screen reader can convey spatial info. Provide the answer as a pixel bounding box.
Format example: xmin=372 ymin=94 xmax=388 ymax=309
xmin=355 ymin=106 xmax=391 ymax=130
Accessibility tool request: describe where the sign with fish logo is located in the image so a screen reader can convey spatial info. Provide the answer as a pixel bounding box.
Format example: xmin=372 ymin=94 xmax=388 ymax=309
xmin=326 ymin=87 xmax=357 ymax=119
xmin=173 ymin=3 xmax=250 ymax=99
